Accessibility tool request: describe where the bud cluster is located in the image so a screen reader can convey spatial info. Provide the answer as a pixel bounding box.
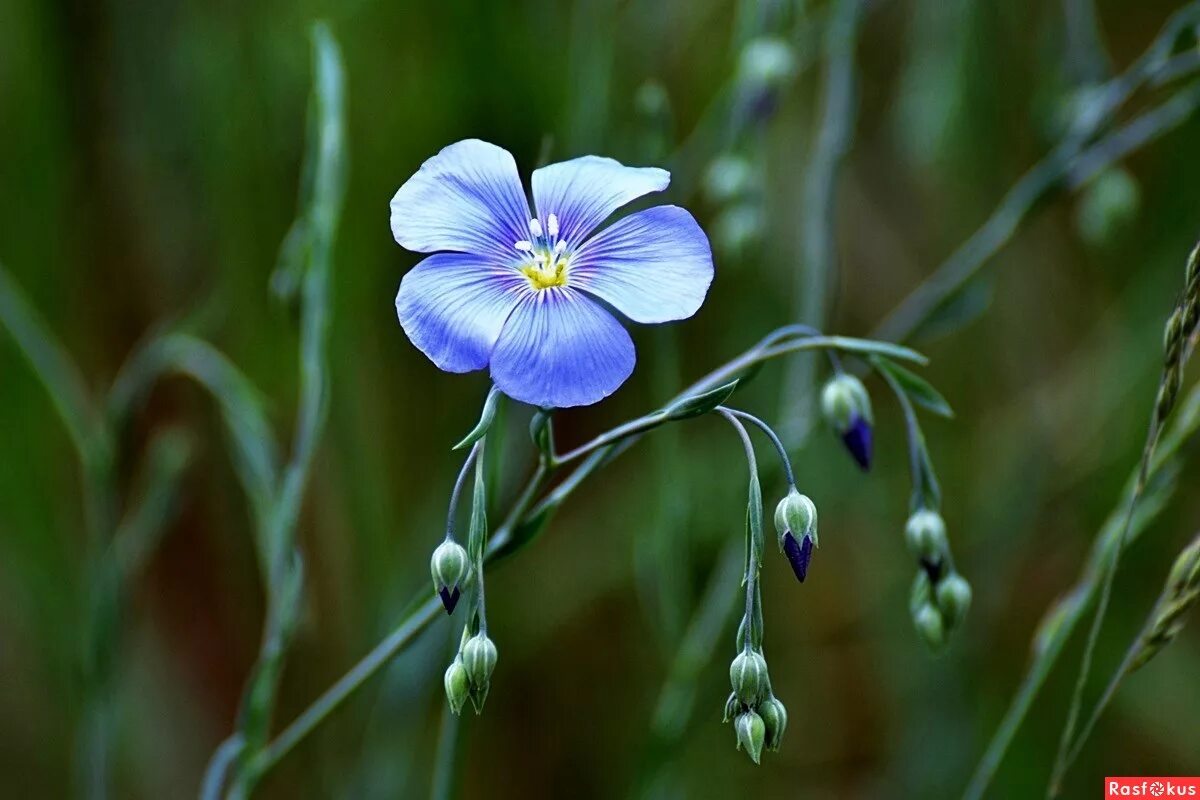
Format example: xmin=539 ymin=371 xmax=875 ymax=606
xmin=444 ymin=630 xmax=498 ymax=715
xmin=821 ymin=374 xmax=874 ymax=471
xmin=905 ymin=509 xmax=972 ymax=651
xmin=723 ymin=648 xmax=787 ymax=764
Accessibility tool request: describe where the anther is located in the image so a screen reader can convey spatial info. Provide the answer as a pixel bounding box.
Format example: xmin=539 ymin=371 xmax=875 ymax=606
xmin=528 ymin=218 xmax=543 ymax=238
xmin=547 ymin=213 xmax=559 ymax=238
xmin=514 ymin=240 xmax=532 ymax=252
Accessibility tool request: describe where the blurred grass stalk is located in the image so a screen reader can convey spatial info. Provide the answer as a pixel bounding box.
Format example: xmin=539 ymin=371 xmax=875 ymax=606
xmin=0 ymin=262 xmax=194 ymax=800
xmin=201 ymin=22 xmax=347 ymax=800
xmin=876 ymin=1 xmax=1200 ymax=344
xmin=1045 ymin=244 xmax=1200 ymax=795
xmin=965 ymin=356 xmax=1200 ymax=799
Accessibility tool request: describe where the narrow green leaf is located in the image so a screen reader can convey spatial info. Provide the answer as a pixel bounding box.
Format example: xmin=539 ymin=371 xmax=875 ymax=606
xmin=666 ymin=379 xmax=740 ymax=420
xmin=872 ymin=355 xmax=954 ymax=418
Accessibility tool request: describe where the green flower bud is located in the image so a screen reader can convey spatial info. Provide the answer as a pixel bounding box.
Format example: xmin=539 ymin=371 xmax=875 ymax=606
xmin=430 ymin=540 xmax=470 ymax=614
xmin=729 ymin=650 xmax=769 ymax=705
xmin=738 ymin=38 xmax=797 ymax=91
xmin=905 ymin=510 xmax=948 ymax=563
xmin=936 ymin=573 xmax=972 ymax=629
xmin=712 ymin=203 xmax=764 ymax=258
xmin=913 ymin=603 xmax=946 ymax=652
xmin=1074 ymin=167 xmax=1140 ymax=248
xmin=735 ymin=710 xmax=767 ymax=764
xmin=820 ymin=374 xmax=872 ymax=431
xmin=460 ymin=632 xmax=498 ymax=687
xmin=704 ymin=154 xmax=756 ymax=205
xmin=774 ymin=487 xmax=818 ymax=547
xmin=759 ymin=696 xmax=788 ymax=752
xmin=722 ymin=691 xmax=741 ymax=723
xmin=444 ymin=658 xmax=470 ymax=715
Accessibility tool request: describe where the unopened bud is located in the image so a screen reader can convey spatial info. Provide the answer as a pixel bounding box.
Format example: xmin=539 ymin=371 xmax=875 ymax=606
xmin=704 ymin=154 xmax=756 ymax=205
xmin=444 ymin=659 xmax=470 ymax=715
xmin=821 ymin=374 xmax=874 ymax=470
xmin=735 ymin=710 xmax=767 ymax=764
xmin=729 ymin=650 xmax=769 ymax=705
xmin=1074 ymin=167 xmax=1140 ymax=248
xmin=722 ymin=691 xmax=741 ymax=723
xmin=774 ymin=488 xmax=817 ymax=545
xmin=936 ymin=573 xmax=972 ymax=629
xmin=759 ymin=696 xmax=788 ymax=752
xmin=905 ymin=510 xmax=948 ymax=562
xmin=913 ymin=603 xmax=946 ymax=651
xmin=460 ymin=633 xmax=498 ymax=687
xmin=430 ymin=540 xmax=469 ymax=614
xmin=739 ymin=38 xmax=797 ymax=87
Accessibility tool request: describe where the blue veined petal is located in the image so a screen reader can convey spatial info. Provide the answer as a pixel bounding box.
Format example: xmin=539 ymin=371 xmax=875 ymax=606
xmin=490 ymin=288 xmax=635 ymax=408
xmin=569 ymin=205 xmax=714 ymax=324
xmin=396 ymin=253 xmax=528 ymax=373
xmin=531 ymin=156 xmax=669 ymax=246
xmin=390 ymin=139 xmax=532 ymax=259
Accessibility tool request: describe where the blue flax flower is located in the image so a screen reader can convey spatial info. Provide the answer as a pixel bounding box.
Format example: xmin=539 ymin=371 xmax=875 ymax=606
xmin=391 ymin=139 xmax=714 ymax=407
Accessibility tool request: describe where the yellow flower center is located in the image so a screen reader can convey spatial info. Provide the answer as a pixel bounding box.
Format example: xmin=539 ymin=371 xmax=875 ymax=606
xmin=520 ymin=250 xmax=570 ymax=290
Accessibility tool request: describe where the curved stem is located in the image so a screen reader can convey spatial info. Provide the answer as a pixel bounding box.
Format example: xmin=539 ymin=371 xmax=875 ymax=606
xmin=720 ymin=408 xmax=795 ymax=487
xmin=445 ymin=441 xmax=482 ymax=539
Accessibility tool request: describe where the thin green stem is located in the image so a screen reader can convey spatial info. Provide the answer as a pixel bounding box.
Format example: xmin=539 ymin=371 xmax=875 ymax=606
xmin=445 ymin=441 xmax=483 ymax=538
xmin=721 ymin=408 xmax=795 ymax=487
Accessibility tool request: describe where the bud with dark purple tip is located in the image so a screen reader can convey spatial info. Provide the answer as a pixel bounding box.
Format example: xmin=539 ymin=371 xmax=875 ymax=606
xmin=430 ymin=539 xmax=469 ymax=615
xmin=775 ymin=488 xmax=818 ymax=582
xmin=905 ymin=509 xmax=948 ymax=563
xmin=821 ymin=374 xmax=874 ymax=471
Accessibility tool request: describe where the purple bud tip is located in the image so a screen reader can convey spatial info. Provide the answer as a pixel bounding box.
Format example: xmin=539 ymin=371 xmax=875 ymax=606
xmin=841 ymin=416 xmax=873 ymax=471
xmin=438 ymin=586 xmax=461 ymax=615
xmin=782 ymin=531 xmax=815 ymax=583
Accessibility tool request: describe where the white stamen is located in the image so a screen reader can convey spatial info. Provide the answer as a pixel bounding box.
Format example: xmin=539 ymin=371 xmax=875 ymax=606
xmin=547 ymin=213 xmax=559 ymax=238
xmin=514 ymin=240 xmax=533 ymax=252
xmin=528 ymin=218 xmax=543 ymax=238
xmin=553 ymin=240 xmax=567 ymax=255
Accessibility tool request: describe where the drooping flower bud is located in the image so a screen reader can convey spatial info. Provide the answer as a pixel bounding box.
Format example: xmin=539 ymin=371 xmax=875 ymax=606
xmin=722 ymin=691 xmax=741 ymax=724
xmin=430 ymin=539 xmax=469 ymax=614
xmin=736 ymin=37 xmax=797 ymax=123
xmin=774 ymin=488 xmax=818 ymax=547
xmin=729 ymin=650 xmax=769 ymax=705
xmin=759 ymin=696 xmax=788 ymax=752
xmin=735 ymin=710 xmax=767 ymax=764
xmin=913 ymin=603 xmax=946 ymax=652
xmin=821 ymin=374 xmax=874 ymax=470
xmin=704 ymin=154 xmax=756 ymax=206
xmin=460 ymin=632 xmax=498 ymax=687
xmin=904 ymin=509 xmax=948 ymax=563
xmin=936 ymin=573 xmax=972 ymax=629
xmin=444 ymin=658 xmax=470 ymax=715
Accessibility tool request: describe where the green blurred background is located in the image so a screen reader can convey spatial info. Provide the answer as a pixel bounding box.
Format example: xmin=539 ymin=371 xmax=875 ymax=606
xmin=2 ymin=0 xmax=1199 ymax=797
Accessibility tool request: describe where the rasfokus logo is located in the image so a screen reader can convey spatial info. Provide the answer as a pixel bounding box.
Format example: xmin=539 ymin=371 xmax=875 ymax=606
xmin=1106 ymin=778 xmax=1200 ymax=798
